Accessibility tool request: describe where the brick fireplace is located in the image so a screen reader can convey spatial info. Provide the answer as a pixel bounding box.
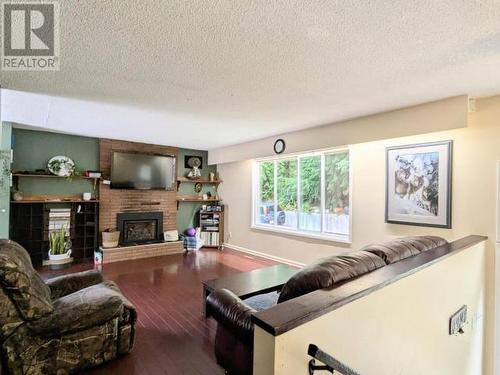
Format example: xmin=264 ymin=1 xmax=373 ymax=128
xmin=99 ymin=139 xmax=183 ymax=263
xmin=99 ymin=138 xmax=178 ymax=234
xmin=117 ymin=211 xmax=163 ymax=245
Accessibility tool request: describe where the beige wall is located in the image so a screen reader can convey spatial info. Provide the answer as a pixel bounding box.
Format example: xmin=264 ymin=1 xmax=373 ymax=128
xmin=209 ymin=95 xmax=468 ymax=165
xmin=254 ymin=241 xmax=487 ymax=375
xmin=218 ymin=96 xmax=499 ymax=261
xmin=217 ymin=95 xmax=500 ymax=373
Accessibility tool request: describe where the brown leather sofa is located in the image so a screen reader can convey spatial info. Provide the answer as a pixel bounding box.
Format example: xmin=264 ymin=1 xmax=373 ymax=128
xmin=0 ymin=240 xmax=137 ymax=374
xmin=206 ymin=236 xmax=448 ymax=375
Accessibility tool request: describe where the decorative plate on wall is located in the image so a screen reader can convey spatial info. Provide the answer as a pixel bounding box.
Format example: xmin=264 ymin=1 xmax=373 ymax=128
xmin=48 ymin=156 xmax=75 ymax=177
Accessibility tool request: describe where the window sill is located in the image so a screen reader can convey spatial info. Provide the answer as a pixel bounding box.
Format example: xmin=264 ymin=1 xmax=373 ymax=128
xmin=251 ymin=224 xmax=352 ymax=245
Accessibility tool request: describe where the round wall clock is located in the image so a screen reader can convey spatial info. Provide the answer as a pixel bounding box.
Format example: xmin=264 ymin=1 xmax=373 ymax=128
xmin=274 ymin=139 xmax=286 ymax=154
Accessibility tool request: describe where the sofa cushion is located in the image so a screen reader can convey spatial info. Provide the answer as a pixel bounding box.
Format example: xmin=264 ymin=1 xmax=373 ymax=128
xmin=361 ymin=236 xmax=448 ymax=265
xmin=0 ymin=240 xmax=54 ymax=320
xmin=278 ymin=250 xmax=385 ymax=303
xmin=243 ymin=291 xmax=279 ymax=311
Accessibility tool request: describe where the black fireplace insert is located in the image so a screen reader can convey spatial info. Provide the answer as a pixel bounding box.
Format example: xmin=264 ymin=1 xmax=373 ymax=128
xmin=117 ymin=212 xmax=163 ymax=245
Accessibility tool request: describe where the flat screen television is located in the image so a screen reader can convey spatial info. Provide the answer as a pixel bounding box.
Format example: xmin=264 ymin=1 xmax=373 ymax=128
xmin=110 ymin=151 xmax=176 ymax=190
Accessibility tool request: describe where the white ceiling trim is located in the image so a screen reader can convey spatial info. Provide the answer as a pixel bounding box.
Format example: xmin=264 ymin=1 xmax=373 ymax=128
xmin=0 ymin=89 xmax=225 ymax=150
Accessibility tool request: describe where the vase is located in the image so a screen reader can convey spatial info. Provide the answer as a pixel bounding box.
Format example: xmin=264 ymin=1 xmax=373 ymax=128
xmin=48 ymin=249 xmax=72 ymax=261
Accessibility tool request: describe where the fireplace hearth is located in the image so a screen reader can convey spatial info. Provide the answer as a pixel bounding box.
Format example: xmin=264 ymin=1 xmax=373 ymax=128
xmin=117 ymin=212 xmax=163 ymax=245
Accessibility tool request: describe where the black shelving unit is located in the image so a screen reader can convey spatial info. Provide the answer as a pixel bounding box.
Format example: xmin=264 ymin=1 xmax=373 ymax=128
xmin=199 ymin=206 xmax=224 ymax=249
xmin=10 ymin=201 xmax=99 ymax=266
xmin=71 ymin=201 xmax=99 ymax=260
xmin=9 ymin=172 xmax=101 ymax=266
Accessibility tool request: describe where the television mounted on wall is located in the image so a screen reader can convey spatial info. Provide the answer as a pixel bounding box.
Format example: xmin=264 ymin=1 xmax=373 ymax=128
xmin=110 ymin=151 xmax=176 ymax=190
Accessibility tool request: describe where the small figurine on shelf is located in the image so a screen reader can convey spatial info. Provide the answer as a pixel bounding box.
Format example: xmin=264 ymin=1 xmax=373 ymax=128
xmin=12 ymin=190 xmax=23 ymax=201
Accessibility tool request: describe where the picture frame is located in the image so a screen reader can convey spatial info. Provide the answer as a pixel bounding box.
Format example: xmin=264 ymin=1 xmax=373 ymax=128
xmin=184 ymin=155 xmax=203 ymax=169
xmin=194 ymin=182 xmax=202 ymax=193
xmin=385 ymin=140 xmax=452 ymax=228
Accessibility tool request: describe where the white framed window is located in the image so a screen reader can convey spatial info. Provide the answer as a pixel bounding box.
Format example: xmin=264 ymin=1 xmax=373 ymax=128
xmin=252 ymin=148 xmax=351 ymax=243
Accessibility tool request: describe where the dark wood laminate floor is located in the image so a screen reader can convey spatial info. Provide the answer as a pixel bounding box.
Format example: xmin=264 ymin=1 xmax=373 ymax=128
xmin=39 ymin=248 xmax=277 ymax=375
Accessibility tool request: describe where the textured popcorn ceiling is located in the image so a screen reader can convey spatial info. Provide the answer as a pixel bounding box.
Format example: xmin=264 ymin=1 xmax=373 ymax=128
xmin=2 ymin=0 xmax=500 ymax=149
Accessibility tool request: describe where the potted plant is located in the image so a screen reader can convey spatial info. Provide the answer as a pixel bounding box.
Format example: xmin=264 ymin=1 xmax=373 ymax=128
xmin=48 ymin=228 xmax=72 ymax=261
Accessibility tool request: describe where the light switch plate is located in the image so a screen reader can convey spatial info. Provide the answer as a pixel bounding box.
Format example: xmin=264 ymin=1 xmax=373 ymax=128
xmin=449 ymin=305 xmax=467 ymax=335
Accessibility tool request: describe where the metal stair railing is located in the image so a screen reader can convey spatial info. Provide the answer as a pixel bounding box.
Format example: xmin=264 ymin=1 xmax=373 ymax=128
xmin=307 ymin=344 xmax=361 ymax=375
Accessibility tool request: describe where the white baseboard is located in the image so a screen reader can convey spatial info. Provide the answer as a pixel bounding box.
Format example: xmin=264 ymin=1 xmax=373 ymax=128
xmin=223 ymin=242 xmax=305 ymax=268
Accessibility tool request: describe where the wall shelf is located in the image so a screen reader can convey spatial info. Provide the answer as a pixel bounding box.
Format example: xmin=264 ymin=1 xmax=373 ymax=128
xmin=176 ymin=195 xmax=221 ymax=209
xmin=176 ymin=196 xmax=221 ymax=202
xmin=176 ymin=177 xmax=222 ymax=191
xmin=177 ymin=177 xmax=222 ymax=184
xmin=12 ymin=199 xmax=100 ymax=204
xmin=12 ymin=173 xmax=101 ymax=180
xmin=12 ymin=172 xmax=101 ymax=191
xmin=176 ymin=176 xmax=223 ymax=209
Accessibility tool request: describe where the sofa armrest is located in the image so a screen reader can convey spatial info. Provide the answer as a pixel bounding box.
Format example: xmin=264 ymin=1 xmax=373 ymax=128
xmin=206 ymin=288 xmax=257 ymax=343
xmin=28 ymin=283 xmax=124 ymax=336
xmin=46 ymin=269 xmax=104 ymax=299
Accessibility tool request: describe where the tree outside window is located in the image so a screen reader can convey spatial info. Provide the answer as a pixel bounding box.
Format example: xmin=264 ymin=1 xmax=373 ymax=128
xmin=254 ymin=149 xmax=350 ymax=240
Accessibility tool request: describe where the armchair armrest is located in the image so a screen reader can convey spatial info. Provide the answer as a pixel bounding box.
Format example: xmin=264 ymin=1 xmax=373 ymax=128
xmin=46 ymin=269 xmax=103 ymax=299
xmin=28 ymin=283 xmax=124 ymax=336
xmin=206 ymin=288 xmax=256 ymax=343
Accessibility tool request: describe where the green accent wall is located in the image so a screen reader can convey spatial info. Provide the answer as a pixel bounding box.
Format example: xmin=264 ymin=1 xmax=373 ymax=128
xmin=12 ymin=128 xmax=100 ymax=196
xmin=176 ymin=148 xmax=217 ymax=233
xmin=9 ymin=127 xmax=215 ymax=234
xmin=0 ymin=122 xmax=12 ymax=239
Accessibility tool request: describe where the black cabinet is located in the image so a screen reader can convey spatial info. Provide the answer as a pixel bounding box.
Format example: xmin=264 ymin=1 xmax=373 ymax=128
xmin=10 ymin=201 xmax=99 ymax=266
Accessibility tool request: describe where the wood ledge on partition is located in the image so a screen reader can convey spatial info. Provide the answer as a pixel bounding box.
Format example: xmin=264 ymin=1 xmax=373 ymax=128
xmin=251 ymin=235 xmax=488 ymax=337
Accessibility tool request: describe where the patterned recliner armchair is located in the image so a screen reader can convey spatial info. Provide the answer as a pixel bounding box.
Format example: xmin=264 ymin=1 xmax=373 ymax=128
xmin=0 ymin=240 xmax=137 ymax=374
